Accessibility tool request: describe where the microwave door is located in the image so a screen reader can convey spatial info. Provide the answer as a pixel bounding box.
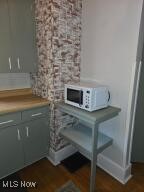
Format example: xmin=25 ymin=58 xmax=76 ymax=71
xmin=67 ymin=88 xmax=83 ymax=106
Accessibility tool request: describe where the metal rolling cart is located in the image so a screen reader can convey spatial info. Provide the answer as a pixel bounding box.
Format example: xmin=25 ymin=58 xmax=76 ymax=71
xmin=57 ymin=102 xmax=121 ymax=192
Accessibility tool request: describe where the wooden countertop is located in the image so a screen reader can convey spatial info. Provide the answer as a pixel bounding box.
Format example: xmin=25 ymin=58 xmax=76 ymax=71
xmin=0 ymin=88 xmax=50 ymax=115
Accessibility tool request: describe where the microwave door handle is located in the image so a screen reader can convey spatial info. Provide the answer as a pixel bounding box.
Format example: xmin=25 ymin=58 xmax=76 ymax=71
xmin=79 ymin=90 xmax=83 ymax=105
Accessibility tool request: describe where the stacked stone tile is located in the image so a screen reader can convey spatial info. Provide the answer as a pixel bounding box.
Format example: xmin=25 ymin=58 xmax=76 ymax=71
xmin=31 ymin=0 xmax=82 ymax=151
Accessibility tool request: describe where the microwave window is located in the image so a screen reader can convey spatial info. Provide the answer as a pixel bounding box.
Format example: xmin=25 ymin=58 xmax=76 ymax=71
xmin=67 ymin=88 xmax=83 ymax=104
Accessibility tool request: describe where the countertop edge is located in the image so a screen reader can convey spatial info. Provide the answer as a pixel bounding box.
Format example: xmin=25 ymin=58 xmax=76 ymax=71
xmin=0 ymin=102 xmax=50 ymax=115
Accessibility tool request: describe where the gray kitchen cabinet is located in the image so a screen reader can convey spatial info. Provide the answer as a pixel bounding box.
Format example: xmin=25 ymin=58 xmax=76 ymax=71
xmin=0 ymin=106 xmax=50 ymax=179
xmin=0 ymin=125 xmax=24 ymax=178
xmin=0 ymin=0 xmax=37 ymax=73
xmin=8 ymin=0 xmax=37 ymax=72
xmin=22 ymin=118 xmax=49 ymax=165
xmin=0 ymin=0 xmax=12 ymax=72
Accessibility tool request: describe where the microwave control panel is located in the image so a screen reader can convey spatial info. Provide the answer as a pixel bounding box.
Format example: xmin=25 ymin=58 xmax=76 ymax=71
xmin=85 ymin=90 xmax=91 ymax=109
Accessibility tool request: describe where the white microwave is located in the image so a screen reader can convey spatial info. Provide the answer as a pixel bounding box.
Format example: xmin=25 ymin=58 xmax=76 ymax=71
xmin=64 ymin=82 xmax=110 ymax=112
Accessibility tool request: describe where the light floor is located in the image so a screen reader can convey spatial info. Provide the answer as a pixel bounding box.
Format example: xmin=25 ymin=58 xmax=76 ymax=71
xmin=19 ymin=158 xmax=144 ymax=192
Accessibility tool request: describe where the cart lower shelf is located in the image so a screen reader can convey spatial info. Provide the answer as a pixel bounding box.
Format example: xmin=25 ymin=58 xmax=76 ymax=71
xmin=60 ymin=123 xmax=113 ymax=160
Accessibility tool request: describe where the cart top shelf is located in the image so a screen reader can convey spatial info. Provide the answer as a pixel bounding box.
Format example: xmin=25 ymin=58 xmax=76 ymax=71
xmin=57 ymin=102 xmax=121 ymax=126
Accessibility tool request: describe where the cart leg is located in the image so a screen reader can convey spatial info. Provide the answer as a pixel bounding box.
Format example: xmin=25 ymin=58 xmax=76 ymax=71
xmin=90 ymin=124 xmax=98 ymax=192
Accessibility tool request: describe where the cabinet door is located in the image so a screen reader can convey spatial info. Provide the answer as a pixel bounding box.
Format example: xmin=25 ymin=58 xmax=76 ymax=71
xmin=8 ymin=0 xmax=37 ymax=72
xmin=0 ymin=126 xmax=24 ymax=178
xmin=22 ymin=118 xmax=49 ymax=165
xmin=0 ymin=0 xmax=11 ymax=72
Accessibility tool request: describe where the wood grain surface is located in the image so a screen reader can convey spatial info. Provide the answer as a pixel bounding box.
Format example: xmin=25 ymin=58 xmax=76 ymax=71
xmin=0 ymin=89 xmax=50 ymax=114
xmin=19 ymin=158 xmax=144 ymax=192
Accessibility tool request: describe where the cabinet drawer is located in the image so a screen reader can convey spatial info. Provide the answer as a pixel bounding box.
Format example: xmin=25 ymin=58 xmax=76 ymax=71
xmin=22 ymin=106 xmax=49 ymax=121
xmin=0 ymin=112 xmax=21 ymax=129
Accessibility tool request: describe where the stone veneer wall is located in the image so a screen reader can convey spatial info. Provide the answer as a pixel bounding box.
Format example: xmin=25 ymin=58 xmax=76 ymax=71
xmin=31 ymin=0 xmax=82 ymax=151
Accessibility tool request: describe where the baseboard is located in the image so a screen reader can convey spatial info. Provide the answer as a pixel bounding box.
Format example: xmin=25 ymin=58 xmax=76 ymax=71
xmin=47 ymin=145 xmax=77 ymax=166
xmin=47 ymin=145 xmax=132 ymax=184
xmin=97 ymin=154 xmax=132 ymax=184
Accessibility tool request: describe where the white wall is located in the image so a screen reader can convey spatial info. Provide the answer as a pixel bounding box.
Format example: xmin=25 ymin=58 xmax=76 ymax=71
xmin=0 ymin=73 xmax=31 ymax=90
xmin=81 ymin=0 xmax=143 ymax=181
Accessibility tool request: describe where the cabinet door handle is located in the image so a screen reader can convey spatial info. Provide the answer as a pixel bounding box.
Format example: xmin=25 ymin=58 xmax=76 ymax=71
xmin=26 ymin=126 xmax=29 ymax=137
xmin=0 ymin=120 xmax=13 ymax=125
xmin=17 ymin=57 xmax=20 ymax=69
xmin=8 ymin=57 xmax=12 ymax=70
xmin=31 ymin=112 xmax=42 ymax=117
xmin=17 ymin=129 xmax=21 ymax=140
